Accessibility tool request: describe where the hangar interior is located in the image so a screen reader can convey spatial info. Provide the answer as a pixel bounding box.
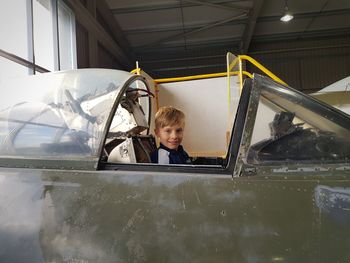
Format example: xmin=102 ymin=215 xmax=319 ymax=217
xmin=1 ymin=0 xmax=350 ymax=94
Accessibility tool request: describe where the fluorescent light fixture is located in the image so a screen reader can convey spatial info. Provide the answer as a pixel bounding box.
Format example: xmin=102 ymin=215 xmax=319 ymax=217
xmin=280 ymin=12 xmax=294 ymax=22
xmin=280 ymin=0 xmax=294 ymax=22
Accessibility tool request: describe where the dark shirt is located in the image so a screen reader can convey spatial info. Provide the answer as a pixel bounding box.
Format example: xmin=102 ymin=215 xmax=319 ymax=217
xmin=151 ymin=143 xmax=191 ymax=164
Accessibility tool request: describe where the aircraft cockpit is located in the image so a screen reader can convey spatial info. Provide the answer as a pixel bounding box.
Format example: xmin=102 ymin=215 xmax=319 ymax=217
xmin=103 ymin=83 xmax=157 ymax=164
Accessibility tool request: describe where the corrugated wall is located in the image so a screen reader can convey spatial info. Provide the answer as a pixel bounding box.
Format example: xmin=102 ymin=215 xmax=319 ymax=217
xmin=248 ymin=36 xmax=350 ymax=93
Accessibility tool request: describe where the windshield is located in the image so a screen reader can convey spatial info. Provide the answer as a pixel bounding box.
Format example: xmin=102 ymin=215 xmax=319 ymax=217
xmin=243 ymin=75 xmax=350 ymax=165
xmin=0 ymin=69 xmax=133 ymax=159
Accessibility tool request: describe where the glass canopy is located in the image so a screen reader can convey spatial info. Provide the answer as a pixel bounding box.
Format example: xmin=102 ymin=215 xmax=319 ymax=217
xmin=0 ymin=69 xmax=134 ymax=159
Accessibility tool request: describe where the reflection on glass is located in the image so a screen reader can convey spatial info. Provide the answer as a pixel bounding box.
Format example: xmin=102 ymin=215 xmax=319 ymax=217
xmin=247 ymin=80 xmax=350 ymax=164
xmin=0 ymin=69 xmax=133 ymax=158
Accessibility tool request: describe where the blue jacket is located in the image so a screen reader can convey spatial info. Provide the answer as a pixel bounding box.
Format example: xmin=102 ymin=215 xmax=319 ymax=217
xmin=151 ymin=143 xmax=191 ymax=164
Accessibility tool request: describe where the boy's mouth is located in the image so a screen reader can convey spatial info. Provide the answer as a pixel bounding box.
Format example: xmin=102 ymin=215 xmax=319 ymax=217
xmin=167 ymin=141 xmax=179 ymax=147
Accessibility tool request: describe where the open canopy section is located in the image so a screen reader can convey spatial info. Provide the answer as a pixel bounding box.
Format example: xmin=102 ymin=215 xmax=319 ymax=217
xmin=238 ymin=74 xmax=350 ymax=172
xmin=0 ymin=69 xmax=134 ymax=162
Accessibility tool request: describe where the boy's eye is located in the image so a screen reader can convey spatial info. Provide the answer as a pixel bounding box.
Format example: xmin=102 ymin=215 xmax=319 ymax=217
xmin=176 ymin=128 xmax=183 ymax=133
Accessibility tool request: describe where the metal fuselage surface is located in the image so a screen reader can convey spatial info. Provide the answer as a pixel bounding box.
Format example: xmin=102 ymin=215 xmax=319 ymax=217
xmin=1 ymin=167 xmax=349 ymax=262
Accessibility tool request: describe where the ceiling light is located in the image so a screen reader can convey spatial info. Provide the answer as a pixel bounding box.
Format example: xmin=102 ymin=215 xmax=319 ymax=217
xmin=280 ymin=0 xmax=294 ymax=22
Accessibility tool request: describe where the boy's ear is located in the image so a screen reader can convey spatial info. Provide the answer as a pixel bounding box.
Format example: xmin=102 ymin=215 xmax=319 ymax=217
xmin=154 ymin=128 xmax=159 ymax=137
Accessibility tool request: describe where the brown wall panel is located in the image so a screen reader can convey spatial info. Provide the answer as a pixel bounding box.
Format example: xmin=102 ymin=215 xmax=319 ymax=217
xmin=97 ymin=43 xmax=122 ymax=69
xmin=79 ymin=0 xmax=87 ymax=7
xmin=75 ymin=22 xmax=89 ymax=68
xmin=65 ymin=0 xmax=132 ymax=70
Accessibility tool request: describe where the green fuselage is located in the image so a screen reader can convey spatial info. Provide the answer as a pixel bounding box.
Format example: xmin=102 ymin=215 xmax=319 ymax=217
xmin=1 ymin=167 xmax=349 ymax=262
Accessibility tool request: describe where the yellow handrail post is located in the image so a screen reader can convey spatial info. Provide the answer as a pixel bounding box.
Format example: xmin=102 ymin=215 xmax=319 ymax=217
xmin=238 ymin=56 xmax=244 ymax=93
xmin=226 ymin=53 xmax=231 ymax=122
xmin=238 ymin=55 xmax=288 ymax=86
xmin=155 ymin=83 xmax=159 ymax=111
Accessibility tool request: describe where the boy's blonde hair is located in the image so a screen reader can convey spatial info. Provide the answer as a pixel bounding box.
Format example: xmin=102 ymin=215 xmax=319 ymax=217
xmin=155 ymin=106 xmax=185 ymax=130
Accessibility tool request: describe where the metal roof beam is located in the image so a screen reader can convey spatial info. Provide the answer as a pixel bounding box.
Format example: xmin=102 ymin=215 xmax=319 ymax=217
xmin=140 ymin=13 xmax=248 ymax=48
xmin=95 ymin=0 xmax=134 ymax=56
xmin=135 ymin=37 xmax=241 ymax=52
xmin=181 ymin=0 xmax=250 ymax=12
xmin=251 ymin=27 xmax=350 ymax=43
xmin=125 ymin=18 xmax=247 ymax=35
xmin=110 ymin=0 xmax=244 ymax=14
xmin=138 ymin=54 xmax=225 ymax=64
xmin=240 ymin=0 xmax=264 ymax=53
xmin=150 ymin=62 xmax=226 ymax=72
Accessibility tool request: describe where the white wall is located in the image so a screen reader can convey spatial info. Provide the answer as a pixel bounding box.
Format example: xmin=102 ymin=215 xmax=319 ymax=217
xmin=156 ymin=76 xmax=240 ymax=157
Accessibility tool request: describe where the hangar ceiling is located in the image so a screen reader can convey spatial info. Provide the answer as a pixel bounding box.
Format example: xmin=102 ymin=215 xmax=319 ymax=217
xmin=104 ymin=0 xmax=350 ymax=78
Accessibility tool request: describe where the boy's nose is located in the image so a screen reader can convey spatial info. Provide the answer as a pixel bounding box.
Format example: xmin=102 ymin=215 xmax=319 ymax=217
xmin=170 ymin=131 xmax=177 ymax=139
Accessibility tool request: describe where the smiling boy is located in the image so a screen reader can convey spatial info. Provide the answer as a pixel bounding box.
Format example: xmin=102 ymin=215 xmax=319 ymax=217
xmin=151 ymin=106 xmax=191 ymax=164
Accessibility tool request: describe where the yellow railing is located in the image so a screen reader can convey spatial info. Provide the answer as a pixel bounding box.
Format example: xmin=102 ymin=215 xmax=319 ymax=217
xmin=238 ymin=55 xmax=288 ymax=89
xmin=153 ymin=71 xmax=252 ymax=83
xmin=132 ymin=55 xmax=286 ymax=86
xmin=130 ymin=68 xmax=139 ymax=74
xmin=131 ymin=54 xmax=287 ymax=112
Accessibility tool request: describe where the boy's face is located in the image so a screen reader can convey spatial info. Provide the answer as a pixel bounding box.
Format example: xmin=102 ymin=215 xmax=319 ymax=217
xmin=155 ymin=123 xmax=184 ymax=150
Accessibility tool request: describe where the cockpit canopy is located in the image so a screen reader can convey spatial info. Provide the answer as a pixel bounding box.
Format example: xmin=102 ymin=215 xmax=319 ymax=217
xmin=0 ymin=69 xmax=148 ymax=160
